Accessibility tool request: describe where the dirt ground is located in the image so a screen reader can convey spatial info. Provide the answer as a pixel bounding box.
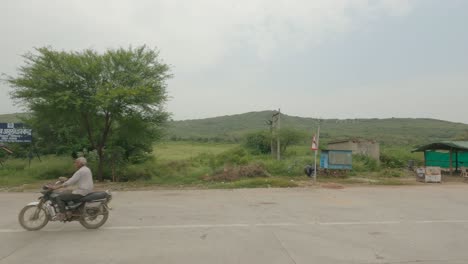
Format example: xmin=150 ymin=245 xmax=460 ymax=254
xmin=1 ymin=175 xmax=466 ymax=193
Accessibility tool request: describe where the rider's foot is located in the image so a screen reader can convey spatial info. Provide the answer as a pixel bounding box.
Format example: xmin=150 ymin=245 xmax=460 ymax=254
xmin=54 ymin=213 xmax=66 ymax=221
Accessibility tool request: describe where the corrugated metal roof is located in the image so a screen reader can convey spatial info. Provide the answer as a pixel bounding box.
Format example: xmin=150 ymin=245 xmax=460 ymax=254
xmin=328 ymin=140 xmax=352 ymax=144
xmin=412 ymin=141 xmax=468 ymax=152
xmin=328 ymin=139 xmax=377 ymax=145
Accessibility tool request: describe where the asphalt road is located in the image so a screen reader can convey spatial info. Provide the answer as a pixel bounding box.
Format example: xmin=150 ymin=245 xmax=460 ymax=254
xmin=1 ymin=185 xmax=468 ymax=264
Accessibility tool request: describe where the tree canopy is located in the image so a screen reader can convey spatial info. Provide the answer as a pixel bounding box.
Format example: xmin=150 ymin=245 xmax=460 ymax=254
xmin=244 ymin=128 xmax=307 ymax=156
xmin=7 ymin=46 xmax=171 ymax=180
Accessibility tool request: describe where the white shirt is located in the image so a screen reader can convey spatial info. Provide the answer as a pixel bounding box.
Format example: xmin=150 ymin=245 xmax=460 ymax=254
xmin=63 ymin=166 xmax=94 ymax=195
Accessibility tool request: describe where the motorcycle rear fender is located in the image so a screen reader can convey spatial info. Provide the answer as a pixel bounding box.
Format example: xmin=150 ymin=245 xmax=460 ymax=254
xmin=27 ymin=201 xmax=40 ymax=206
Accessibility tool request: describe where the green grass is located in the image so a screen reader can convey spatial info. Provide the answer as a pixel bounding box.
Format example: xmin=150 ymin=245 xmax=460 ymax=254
xmin=0 ymin=141 xmax=431 ymax=189
xmin=0 ymin=155 xmax=75 ymax=186
xmin=153 ymin=141 xmax=238 ymax=161
xmin=285 ymin=145 xmax=316 ymax=157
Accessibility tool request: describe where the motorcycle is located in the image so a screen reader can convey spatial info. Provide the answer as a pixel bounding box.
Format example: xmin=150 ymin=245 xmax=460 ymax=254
xmin=18 ymin=178 xmax=112 ymax=231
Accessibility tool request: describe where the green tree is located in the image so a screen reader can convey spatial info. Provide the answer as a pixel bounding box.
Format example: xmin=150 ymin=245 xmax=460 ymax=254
xmin=244 ymin=131 xmax=271 ymax=154
xmin=244 ymin=129 xmax=307 ymax=156
xmin=277 ymin=128 xmax=307 ymax=154
xmin=7 ymin=46 xmax=171 ymax=181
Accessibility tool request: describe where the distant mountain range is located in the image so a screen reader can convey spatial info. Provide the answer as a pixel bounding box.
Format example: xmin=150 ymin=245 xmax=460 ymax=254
xmin=0 ymin=113 xmax=29 ymax=123
xmin=166 ymin=111 xmax=468 ymax=146
xmin=2 ymin=111 xmax=467 ymax=146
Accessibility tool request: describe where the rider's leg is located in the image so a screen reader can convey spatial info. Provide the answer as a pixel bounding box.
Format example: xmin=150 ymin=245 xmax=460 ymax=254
xmin=56 ymin=193 xmax=84 ymax=213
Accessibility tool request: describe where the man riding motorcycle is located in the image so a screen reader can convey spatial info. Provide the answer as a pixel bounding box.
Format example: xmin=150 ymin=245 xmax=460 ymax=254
xmin=51 ymin=157 xmax=93 ymax=220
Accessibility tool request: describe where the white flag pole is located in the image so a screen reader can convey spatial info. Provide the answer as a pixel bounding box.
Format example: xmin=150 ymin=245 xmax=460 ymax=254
xmin=314 ymin=125 xmax=320 ymax=183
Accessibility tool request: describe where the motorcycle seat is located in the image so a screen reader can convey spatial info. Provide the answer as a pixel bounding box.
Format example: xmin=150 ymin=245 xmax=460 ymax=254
xmin=80 ymin=191 xmax=109 ymax=202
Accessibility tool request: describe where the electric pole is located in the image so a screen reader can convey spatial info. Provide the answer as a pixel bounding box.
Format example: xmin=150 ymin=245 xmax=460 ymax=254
xmin=271 ymin=109 xmax=281 ymax=160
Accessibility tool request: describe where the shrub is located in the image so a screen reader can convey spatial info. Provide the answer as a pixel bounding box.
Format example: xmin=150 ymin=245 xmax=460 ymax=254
xmin=380 ymin=153 xmax=404 ymax=168
xmin=150 ymin=159 xmax=207 ymax=185
xmin=380 ymin=147 xmax=423 ymax=169
xmin=208 ymin=163 xmax=271 ymax=181
xmin=119 ymin=162 xmax=156 ymax=181
xmin=259 ymin=157 xmax=313 ymax=176
xmin=380 ymin=169 xmax=404 ymax=178
xmin=352 ymin=154 xmax=380 ymax=172
xmin=244 ymin=131 xmax=271 ymax=154
xmin=192 ymin=148 xmax=251 ymax=169
xmin=210 ymin=147 xmax=251 ymax=167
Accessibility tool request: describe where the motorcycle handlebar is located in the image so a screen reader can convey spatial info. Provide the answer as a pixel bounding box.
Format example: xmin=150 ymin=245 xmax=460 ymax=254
xmin=43 ymin=177 xmax=67 ymax=190
xmin=58 ymin=177 xmax=68 ymax=183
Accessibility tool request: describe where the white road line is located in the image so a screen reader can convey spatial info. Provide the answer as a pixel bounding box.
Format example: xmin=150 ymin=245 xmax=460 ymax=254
xmin=413 ymin=220 xmax=468 ymax=224
xmin=0 ymin=229 xmax=24 ymax=233
xmin=317 ymin=221 xmax=402 ymax=226
xmin=255 ymin=223 xmax=299 ymax=227
xmin=0 ymin=228 xmax=65 ymax=233
xmin=2 ymin=220 xmax=468 ymax=233
xmin=105 ymin=224 xmax=250 ymax=230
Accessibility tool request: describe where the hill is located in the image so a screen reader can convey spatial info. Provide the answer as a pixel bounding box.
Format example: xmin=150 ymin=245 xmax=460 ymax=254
xmin=2 ymin=111 xmax=467 ymax=146
xmin=167 ymin=111 xmax=468 ymax=146
xmin=0 ymin=113 xmax=29 ymax=123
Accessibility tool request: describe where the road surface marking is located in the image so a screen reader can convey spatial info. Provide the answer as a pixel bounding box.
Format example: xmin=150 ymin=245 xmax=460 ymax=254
xmin=3 ymin=220 xmax=468 ymax=233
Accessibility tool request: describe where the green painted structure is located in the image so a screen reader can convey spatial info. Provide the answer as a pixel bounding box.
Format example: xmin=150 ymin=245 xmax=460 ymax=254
xmin=424 ymin=150 xmax=468 ymax=169
xmin=413 ymin=141 xmax=468 ymax=173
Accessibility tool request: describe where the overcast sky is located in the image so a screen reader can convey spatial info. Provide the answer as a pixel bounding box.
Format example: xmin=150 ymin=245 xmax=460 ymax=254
xmin=1 ymin=0 xmax=467 ymax=123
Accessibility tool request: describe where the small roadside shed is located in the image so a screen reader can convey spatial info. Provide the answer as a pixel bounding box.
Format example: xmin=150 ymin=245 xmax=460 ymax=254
xmin=320 ymin=149 xmax=353 ymax=170
xmin=327 ymin=139 xmax=380 ymax=161
xmin=412 ymin=141 xmax=468 ymax=175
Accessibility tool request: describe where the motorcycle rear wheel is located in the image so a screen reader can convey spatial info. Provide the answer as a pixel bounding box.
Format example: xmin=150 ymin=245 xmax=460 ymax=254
xmin=79 ymin=207 xmax=109 ymax=229
xmin=18 ymin=205 xmax=49 ymax=231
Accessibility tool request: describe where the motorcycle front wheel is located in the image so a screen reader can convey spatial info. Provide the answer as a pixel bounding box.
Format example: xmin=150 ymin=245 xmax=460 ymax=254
xmin=18 ymin=205 xmax=49 ymax=231
xmin=79 ymin=206 xmax=109 ymax=229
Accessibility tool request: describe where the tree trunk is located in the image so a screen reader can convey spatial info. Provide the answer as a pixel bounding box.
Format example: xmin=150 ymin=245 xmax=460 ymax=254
xmin=96 ymin=111 xmax=112 ymax=182
xmin=97 ymin=147 xmax=104 ymax=182
xmin=112 ymin=156 xmax=116 ymax=182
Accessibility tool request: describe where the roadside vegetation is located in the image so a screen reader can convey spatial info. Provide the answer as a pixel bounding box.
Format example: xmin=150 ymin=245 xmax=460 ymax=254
xmin=0 ymin=140 xmax=425 ymax=189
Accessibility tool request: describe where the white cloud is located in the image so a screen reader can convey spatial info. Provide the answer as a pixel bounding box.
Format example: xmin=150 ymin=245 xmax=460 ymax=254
xmin=1 ymin=0 xmax=417 ymax=117
xmin=1 ymin=0 xmax=413 ymax=67
xmin=143 ymin=0 xmax=415 ymax=64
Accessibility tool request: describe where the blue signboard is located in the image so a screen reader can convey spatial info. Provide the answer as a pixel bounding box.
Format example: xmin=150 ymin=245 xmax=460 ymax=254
xmin=0 ymin=123 xmax=32 ymax=143
xmin=320 ymin=150 xmax=353 ymax=170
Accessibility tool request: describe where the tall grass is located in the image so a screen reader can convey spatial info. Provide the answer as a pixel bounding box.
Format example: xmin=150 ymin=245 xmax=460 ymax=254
xmin=380 ymin=146 xmax=423 ymax=168
xmin=153 ymin=141 xmax=238 ymax=161
xmin=0 ymin=155 xmax=75 ymax=186
xmin=0 ymin=142 xmax=423 ymax=187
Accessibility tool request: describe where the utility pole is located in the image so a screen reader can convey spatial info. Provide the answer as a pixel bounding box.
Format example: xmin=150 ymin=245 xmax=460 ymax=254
xmin=313 ymin=124 xmax=320 ymax=183
xmin=271 ymin=109 xmax=281 ymax=160
xmin=277 ymin=108 xmax=281 ymax=160
xmin=310 ymin=118 xmax=322 ymax=184
xmin=266 ymin=119 xmax=274 ymax=156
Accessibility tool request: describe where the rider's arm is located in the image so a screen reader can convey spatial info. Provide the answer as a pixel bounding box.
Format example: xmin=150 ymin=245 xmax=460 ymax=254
xmin=63 ymin=170 xmax=81 ymax=187
xmin=52 ymin=184 xmax=66 ymax=190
